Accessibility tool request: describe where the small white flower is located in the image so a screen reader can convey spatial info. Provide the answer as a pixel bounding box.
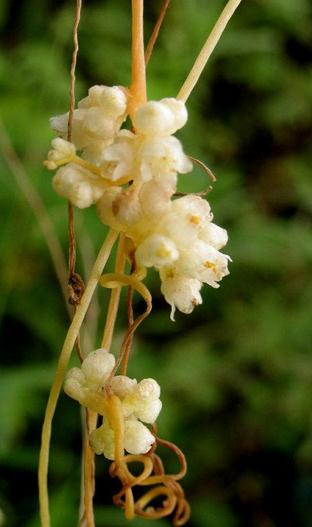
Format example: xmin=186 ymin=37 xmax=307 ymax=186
xmin=46 ymin=138 xmax=76 ymax=169
xmin=101 ymin=131 xmax=135 ymax=181
xmin=124 ymin=418 xmax=155 ymax=455
xmin=171 ymin=195 xmax=213 ymax=225
xmin=90 ymin=417 xmax=155 ymax=460
xmin=160 ymin=270 xmax=203 ymax=320
xmin=199 ymin=222 xmax=228 ymax=250
xmin=133 ymin=98 xmax=187 ymax=136
xmin=122 ymin=378 xmax=162 ymax=424
xmin=64 ymin=348 xmax=115 ymax=404
xmin=63 ymin=367 xmax=87 ymax=403
xmin=79 ymin=85 xmax=127 ymax=118
xmin=161 ymin=98 xmax=188 ymax=131
xmin=111 ymin=375 xmax=137 ymax=399
xmin=136 ymin=234 xmax=179 ymax=269
xmin=138 ymin=135 xmax=192 ymax=182
xmin=90 ymin=420 xmax=115 ymax=460
xmin=81 ymin=348 xmax=115 ymax=387
xmin=52 ymin=163 xmax=103 ymax=209
xmin=96 ymin=186 xmax=127 ymax=231
xmin=138 ymin=174 xmax=176 ymax=217
xmin=50 ymin=85 xmax=127 ymax=164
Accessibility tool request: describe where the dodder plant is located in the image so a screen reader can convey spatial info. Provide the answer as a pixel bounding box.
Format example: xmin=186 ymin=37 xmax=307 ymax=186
xmin=39 ymin=1 xmax=242 ymax=526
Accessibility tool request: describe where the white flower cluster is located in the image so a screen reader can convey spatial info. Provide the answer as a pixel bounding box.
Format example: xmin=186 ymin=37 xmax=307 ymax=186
xmin=47 ymin=85 xmax=230 ymax=315
xmin=50 ymin=85 xmax=128 ymax=163
xmin=64 ymin=348 xmax=161 ymax=460
xmin=136 ymin=194 xmax=230 ymax=319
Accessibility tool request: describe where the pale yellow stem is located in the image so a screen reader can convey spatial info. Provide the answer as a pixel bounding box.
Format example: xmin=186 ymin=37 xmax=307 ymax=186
xmin=38 ymin=229 xmax=117 ymax=527
xmin=128 ymin=0 xmax=147 ymax=119
xmin=101 ymin=234 xmax=126 ymax=350
xmin=177 ymin=0 xmax=243 ymax=102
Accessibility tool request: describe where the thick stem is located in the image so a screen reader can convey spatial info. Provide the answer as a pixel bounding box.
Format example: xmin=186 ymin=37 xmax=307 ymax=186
xmin=128 ymin=0 xmax=147 ymax=119
xmin=38 ymin=229 xmax=117 ymax=527
xmin=177 ymin=0 xmax=243 ymax=102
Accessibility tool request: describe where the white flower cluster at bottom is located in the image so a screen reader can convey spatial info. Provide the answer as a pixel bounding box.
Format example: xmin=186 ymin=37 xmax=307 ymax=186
xmin=64 ymin=348 xmax=161 ymax=460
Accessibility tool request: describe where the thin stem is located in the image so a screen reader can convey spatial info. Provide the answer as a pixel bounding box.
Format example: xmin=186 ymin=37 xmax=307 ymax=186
xmin=68 ymin=0 xmax=82 ymax=295
xmin=128 ymin=0 xmax=147 ymax=119
xmin=38 ymin=229 xmax=117 ymax=527
xmin=101 ymin=235 xmax=126 ymax=350
xmin=82 ymin=409 xmax=97 ymax=527
xmin=145 ymin=0 xmax=170 ymax=66
xmin=177 ymin=0 xmax=243 ymax=102
xmin=120 ymin=260 xmax=134 ymax=376
xmin=68 ymin=0 xmax=82 ymax=143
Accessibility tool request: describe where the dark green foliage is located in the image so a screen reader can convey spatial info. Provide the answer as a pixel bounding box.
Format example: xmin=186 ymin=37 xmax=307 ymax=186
xmin=0 ymin=1 xmax=312 ymax=526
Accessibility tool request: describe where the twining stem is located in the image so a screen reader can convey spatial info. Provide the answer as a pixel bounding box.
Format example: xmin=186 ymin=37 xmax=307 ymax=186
xmin=101 ymin=234 xmax=126 ymax=350
xmin=68 ymin=0 xmax=82 ymax=284
xmin=145 ymin=0 xmax=170 ymax=65
xmin=120 ymin=282 xmax=134 ymax=375
xmin=38 ymin=229 xmax=117 ymax=527
xmin=177 ymin=0 xmax=243 ymax=102
xmin=68 ymin=0 xmax=82 ymax=143
xmin=81 ymin=409 xmax=97 ymax=527
xmin=128 ymin=0 xmax=147 ymax=119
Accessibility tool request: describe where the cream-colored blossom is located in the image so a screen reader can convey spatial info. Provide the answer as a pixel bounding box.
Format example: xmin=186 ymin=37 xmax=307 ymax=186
xmin=52 ymin=163 xmax=106 ymax=209
xmin=122 ymin=378 xmax=162 ymax=424
xmin=136 ymin=234 xmax=179 ymax=269
xmin=50 ymin=85 xmax=127 ymax=163
xmin=160 ymin=270 xmax=203 ymax=320
xmin=64 ymin=351 xmax=161 ymax=460
xmin=64 ymin=348 xmax=115 ymax=404
xmin=133 ymin=98 xmax=187 ymax=136
xmin=45 ymin=138 xmax=76 ymax=169
xmin=90 ymin=417 xmax=155 ymax=460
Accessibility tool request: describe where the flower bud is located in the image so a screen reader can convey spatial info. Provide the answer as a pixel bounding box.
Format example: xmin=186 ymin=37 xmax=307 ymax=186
xmin=81 ymin=348 xmax=115 ymax=386
xmin=124 ymin=419 xmax=155 ymax=455
xmin=111 ymin=375 xmax=137 ymax=399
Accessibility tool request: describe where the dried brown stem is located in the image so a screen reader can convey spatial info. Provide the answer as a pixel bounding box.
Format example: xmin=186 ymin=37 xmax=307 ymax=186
xmin=145 ymin=0 xmax=170 ymax=65
xmin=67 ymin=0 xmax=83 ymax=302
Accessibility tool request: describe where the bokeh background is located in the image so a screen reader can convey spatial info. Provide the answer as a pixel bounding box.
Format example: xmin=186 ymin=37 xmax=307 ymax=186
xmin=1 ymin=0 xmax=312 ymax=526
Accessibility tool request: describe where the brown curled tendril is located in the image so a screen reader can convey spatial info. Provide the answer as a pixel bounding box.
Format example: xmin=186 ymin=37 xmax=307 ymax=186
xmin=105 ymin=396 xmax=190 ymax=526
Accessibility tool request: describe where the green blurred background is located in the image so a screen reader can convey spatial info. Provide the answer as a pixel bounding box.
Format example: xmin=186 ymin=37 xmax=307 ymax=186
xmin=1 ymin=0 xmax=312 ymax=526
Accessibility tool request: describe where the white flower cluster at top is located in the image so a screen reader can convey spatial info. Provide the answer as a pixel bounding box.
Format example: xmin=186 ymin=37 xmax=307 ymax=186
xmin=64 ymin=348 xmax=161 ymax=460
xmin=46 ymin=85 xmax=230 ymax=316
